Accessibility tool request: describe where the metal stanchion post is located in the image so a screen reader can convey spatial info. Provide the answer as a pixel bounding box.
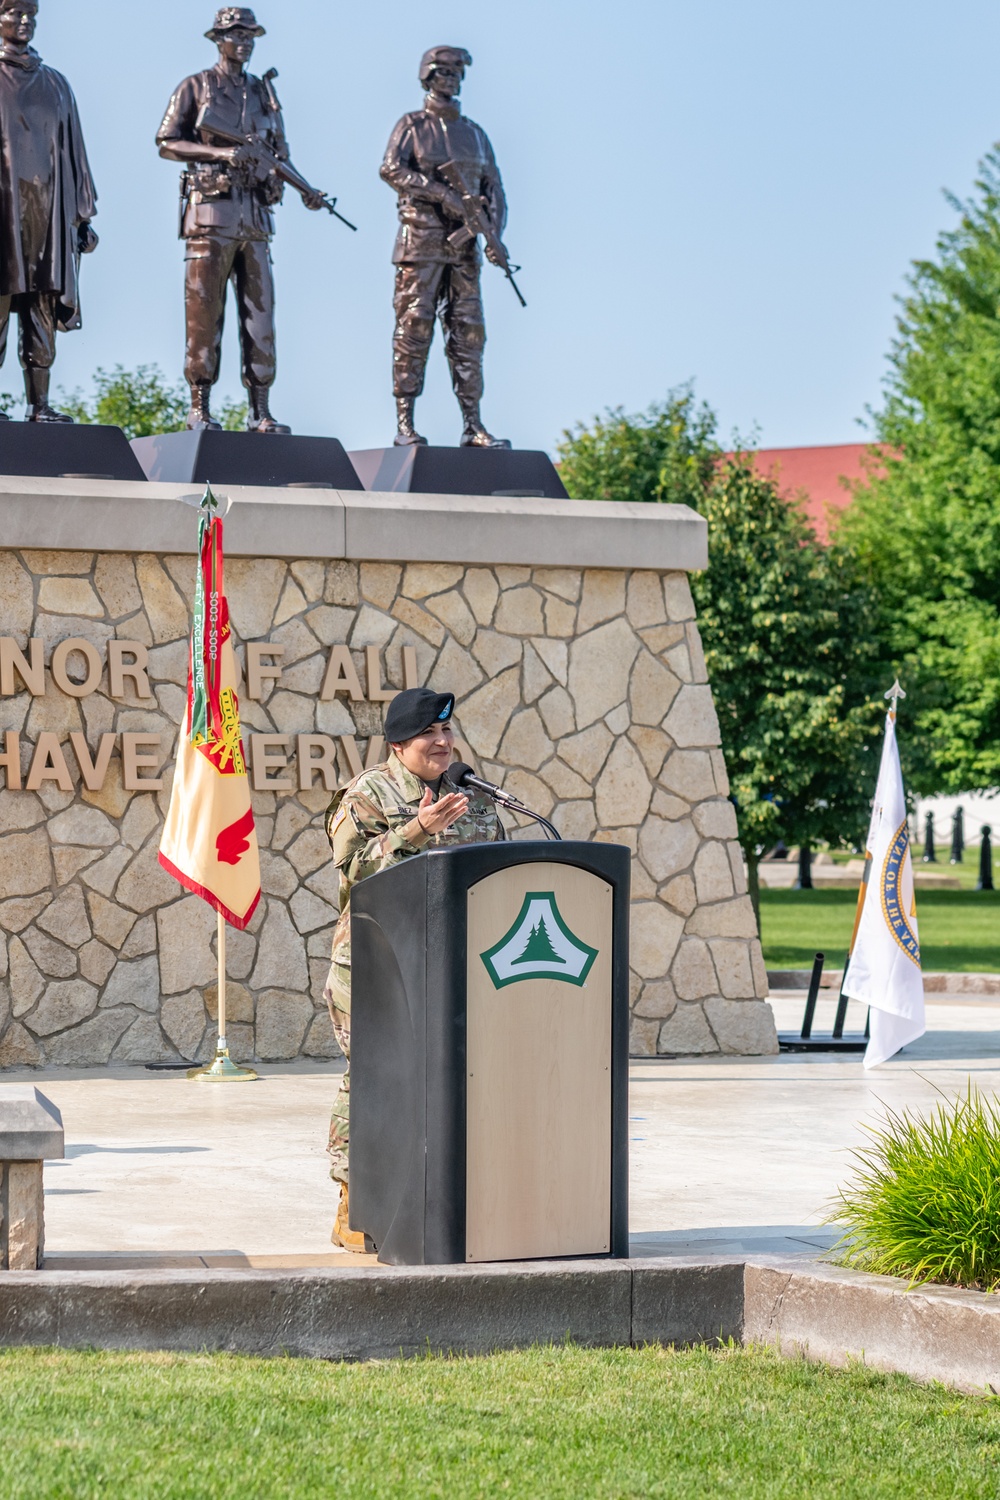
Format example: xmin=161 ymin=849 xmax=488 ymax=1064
xmin=977 ymin=826 xmax=995 ymax=893
xmin=922 ymin=811 xmax=937 ymax=863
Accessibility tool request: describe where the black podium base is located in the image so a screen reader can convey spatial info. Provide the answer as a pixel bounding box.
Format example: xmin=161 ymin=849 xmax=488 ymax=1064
xmin=0 ymin=422 xmax=146 ymax=481
xmin=131 ymin=431 xmax=363 ymax=490
xmin=349 ymin=445 xmax=568 ymax=499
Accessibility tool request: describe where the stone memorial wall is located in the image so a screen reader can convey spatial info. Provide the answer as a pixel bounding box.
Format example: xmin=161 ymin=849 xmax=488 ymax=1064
xmin=0 ymin=481 xmax=778 ymax=1067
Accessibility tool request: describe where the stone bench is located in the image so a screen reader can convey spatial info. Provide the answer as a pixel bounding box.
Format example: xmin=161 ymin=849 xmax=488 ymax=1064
xmin=0 ymin=1087 xmax=64 ymax=1270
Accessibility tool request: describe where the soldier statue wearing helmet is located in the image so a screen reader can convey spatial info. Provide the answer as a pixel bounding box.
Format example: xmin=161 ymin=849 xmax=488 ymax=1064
xmin=156 ymin=7 xmax=328 ymax=435
xmin=380 ymin=45 xmax=512 ymax=449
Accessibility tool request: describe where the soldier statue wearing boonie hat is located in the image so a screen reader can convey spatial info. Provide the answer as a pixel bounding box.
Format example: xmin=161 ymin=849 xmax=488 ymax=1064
xmin=205 ymin=6 xmax=266 ymax=39
xmin=322 ymin=687 xmax=504 ymax=1251
xmin=156 ymin=7 xmax=327 ymax=435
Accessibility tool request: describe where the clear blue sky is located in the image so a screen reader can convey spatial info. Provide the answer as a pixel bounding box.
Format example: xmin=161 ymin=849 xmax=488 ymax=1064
xmin=17 ymin=0 xmax=1000 ymax=453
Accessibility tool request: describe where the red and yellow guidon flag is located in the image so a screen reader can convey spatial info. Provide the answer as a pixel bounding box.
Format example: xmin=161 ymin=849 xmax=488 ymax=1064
xmin=158 ymin=494 xmax=261 ymax=929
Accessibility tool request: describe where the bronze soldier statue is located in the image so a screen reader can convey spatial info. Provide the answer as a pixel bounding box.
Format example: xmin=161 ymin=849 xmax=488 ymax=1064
xmin=157 ymin=7 xmax=328 ymax=435
xmin=381 ymin=46 xmax=512 ymax=449
xmin=0 ymin=0 xmax=98 ymax=423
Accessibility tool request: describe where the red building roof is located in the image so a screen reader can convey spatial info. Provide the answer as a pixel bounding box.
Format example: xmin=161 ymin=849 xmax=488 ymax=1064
xmin=738 ymin=443 xmax=881 ymax=540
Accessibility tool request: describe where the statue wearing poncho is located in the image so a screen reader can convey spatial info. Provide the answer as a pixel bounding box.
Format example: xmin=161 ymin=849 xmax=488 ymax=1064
xmin=0 ymin=4 xmax=98 ymax=423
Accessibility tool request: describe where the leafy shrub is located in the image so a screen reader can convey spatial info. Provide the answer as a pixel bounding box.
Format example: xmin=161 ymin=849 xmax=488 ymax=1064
xmin=558 ymin=385 xmax=718 ymax=508
xmin=831 ymin=1085 xmax=1000 ymax=1290
xmin=59 ymin=364 xmax=247 ymax=437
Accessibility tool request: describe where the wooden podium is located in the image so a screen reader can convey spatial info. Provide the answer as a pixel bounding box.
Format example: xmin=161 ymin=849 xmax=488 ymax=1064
xmin=348 ymin=840 xmax=630 ymax=1265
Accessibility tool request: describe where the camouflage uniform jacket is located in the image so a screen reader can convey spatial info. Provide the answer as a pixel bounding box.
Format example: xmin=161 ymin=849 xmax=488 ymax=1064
xmin=325 ymin=752 xmax=504 ymax=996
xmin=379 ymin=96 xmax=506 ymax=266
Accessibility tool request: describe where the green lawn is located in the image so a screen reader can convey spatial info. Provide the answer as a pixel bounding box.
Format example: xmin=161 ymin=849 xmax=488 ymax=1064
xmin=760 ymin=888 xmax=1000 ymax=972
xmin=826 ymin=847 xmax=1000 ymax=892
xmin=1 ymin=1344 xmax=1000 ymax=1499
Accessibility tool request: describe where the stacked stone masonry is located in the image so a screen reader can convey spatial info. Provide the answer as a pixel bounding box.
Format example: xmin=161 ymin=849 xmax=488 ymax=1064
xmin=0 ymin=1160 xmax=44 ymax=1269
xmin=0 ymin=548 xmax=777 ymax=1067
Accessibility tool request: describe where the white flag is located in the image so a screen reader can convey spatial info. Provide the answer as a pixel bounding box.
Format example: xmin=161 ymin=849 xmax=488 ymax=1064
xmin=843 ymin=709 xmax=925 ymax=1067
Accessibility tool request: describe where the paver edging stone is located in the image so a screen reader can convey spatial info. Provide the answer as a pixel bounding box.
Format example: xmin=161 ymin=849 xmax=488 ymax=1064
xmin=743 ymin=1256 xmax=1000 ymax=1395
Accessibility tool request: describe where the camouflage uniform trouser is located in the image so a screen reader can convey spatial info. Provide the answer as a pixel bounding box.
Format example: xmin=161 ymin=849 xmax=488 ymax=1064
xmin=324 ymin=959 xmax=351 ymax=1185
xmin=392 ymin=258 xmax=485 ymax=402
xmin=184 ymin=235 xmax=276 ymax=389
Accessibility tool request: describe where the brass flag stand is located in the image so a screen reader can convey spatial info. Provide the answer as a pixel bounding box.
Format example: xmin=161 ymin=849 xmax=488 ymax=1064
xmin=189 ymin=911 xmax=258 ymax=1082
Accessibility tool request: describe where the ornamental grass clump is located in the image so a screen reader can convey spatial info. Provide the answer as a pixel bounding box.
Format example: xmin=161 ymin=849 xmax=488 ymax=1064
xmin=831 ymin=1085 xmax=1000 ymax=1291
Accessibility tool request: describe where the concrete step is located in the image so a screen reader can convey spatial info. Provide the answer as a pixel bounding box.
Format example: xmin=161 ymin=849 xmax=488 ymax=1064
xmin=3 ymin=1257 xmax=1000 ymax=1395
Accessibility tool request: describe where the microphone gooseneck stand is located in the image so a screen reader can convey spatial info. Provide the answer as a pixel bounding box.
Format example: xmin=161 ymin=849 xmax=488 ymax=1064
xmin=447 ymin=763 xmax=563 ymax=841
xmin=490 ymin=791 xmax=562 ymax=843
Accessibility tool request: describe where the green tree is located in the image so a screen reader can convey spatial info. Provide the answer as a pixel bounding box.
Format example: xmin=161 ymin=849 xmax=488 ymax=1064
xmin=59 ymin=364 xmax=247 ymax=438
xmin=561 ymin=396 xmax=880 ymax=920
xmin=558 ymin=386 xmax=718 ymax=507
xmin=695 ymin=454 xmax=879 ymax=914
xmin=839 ymin=147 xmax=1000 ymax=796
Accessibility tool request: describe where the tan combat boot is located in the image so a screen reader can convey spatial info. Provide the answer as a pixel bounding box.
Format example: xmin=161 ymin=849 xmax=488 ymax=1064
xmin=331 ymin=1183 xmax=367 ymax=1253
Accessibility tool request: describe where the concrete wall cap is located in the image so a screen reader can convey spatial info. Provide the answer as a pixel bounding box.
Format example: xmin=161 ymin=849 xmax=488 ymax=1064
xmin=343 ymin=491 xmax=707 ymax=571
xmin=0 ymin=477 xmax=707 ymax=572
xmin=0 ymin=1086 xmax=65 ymax=1160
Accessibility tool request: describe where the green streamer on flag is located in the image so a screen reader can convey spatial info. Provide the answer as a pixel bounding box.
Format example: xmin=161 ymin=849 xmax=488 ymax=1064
xmin=190 ymin=486 xmax=224 ymax=748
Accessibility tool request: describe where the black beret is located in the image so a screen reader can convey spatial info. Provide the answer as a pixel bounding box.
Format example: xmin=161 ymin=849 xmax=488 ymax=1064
xmin=384 ymin=687 xmax=455 ymax=744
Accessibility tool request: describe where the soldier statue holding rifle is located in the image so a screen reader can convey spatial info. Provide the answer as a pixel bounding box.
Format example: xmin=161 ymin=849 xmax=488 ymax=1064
xmin=157 ymin=7 xmax=354 ymax=435
xmin=380 ymin=45 xmax=524 ymax=450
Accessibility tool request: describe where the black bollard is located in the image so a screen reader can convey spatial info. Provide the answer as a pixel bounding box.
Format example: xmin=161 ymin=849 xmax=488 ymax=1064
xmin=797 ymin=844 xmax=813 ymax=890
xmin=977 ymin=826 xmax=995 ymax=892
xmin=922 ymin=811 xmax=937 ymax=863
xmin=950 ymin=807 xmax=965 ymax=865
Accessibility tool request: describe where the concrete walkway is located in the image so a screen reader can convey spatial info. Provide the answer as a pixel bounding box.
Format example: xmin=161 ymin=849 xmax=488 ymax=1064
xmin=3 ymin=992 xmax=997 ymax=1271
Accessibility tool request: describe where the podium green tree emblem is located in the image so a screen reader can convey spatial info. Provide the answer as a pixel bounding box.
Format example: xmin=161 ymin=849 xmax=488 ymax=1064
xmin=480 ymin=891 xmax=599 ymax=989
xmin=512 ymin=918 xmax=561 ymax=966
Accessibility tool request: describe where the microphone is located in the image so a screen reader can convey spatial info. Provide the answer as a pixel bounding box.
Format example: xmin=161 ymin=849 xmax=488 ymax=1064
xmin=446 ymin=762 xmax=509 ymax=804
xmin=445 ymin=763 xmax=562 ymax=841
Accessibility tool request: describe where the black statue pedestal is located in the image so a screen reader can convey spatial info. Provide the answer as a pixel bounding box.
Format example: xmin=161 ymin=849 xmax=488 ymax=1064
xmin=131 ymin=431 xmax=364 ymax=490
xmin=0 ymin=423 xmax=146 ymax=481
xmin=349 ymin=446 xmax=567 ymax=499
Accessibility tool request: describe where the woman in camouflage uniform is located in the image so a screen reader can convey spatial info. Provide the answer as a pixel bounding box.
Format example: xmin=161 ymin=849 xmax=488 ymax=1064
xmin=324 ymin=686 xmax=504 ymax=1250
